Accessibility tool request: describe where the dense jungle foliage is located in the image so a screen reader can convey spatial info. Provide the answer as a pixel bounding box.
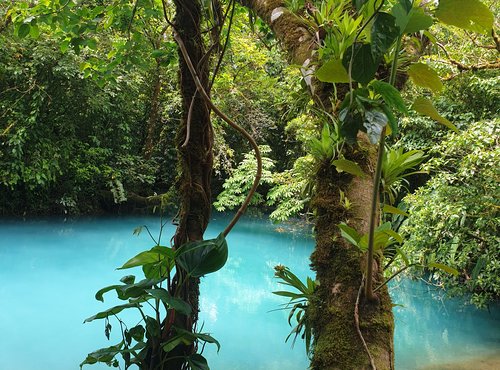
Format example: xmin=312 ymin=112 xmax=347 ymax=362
xmin=0 ymin=2 xmax=498 ymax=366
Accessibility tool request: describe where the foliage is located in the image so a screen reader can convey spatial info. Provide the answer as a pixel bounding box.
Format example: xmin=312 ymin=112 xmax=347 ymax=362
xmin=273 ymin=264 xmax=318 ymax=357
xmin=381 ymin=147 xmax=425 ymax=205
xmin=82 ymin=222 xmax=228 ymax=369
xmin=401 ymin=119 xmax=499 ymax=307
xmin=213 ymin=145 xmax=275 ymax=212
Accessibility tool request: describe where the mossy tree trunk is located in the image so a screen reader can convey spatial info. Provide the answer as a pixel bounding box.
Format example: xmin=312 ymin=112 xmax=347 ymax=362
xmin=310 ymin=142 xmax=394 ymax=370
xmin=154 ymin=1 xmax=213 ymax=369
xmin=238 ymin=1 xmax=395 ymax=369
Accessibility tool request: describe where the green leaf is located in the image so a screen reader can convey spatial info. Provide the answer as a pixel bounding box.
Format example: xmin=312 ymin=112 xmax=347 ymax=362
xmin=84 ymin=303 xmax=140 ymax=323
xmin=364 ymin=110 xmax=388 ymax=144
xmin=404 ymin=8 xmax=433 ymax=34
xmin=383 ymin=204 xmax=409 ymax=217
xmin=332 ymin=159 xmax=367 ymax=178
xmin=435 ymin=0 xmax=494 ymax=34
xmin=80 ymin=344 xmax=122 ymax=367
xmin=86 ymin=38 xmax=97 ymax=50
xmin=338 ymin=223 xmax=361 ymax=248
xmin=428 ymin=262 xmax=459 ymax=276
xmin=371 ymin=12 xmax=400 ymax=59
xmin=17 ymin=23 xmax=31 ymax=38
xmin=316 ymin=59 xmax=349 ymax=83
xmin=472 ymin=256 xmax=487 ymax=280
xmin=151 ymin=49 xmax=169 ymax=58
xmin=176 ymin=233 xmax=228 ymax=277
xmin=29 ymin=24 xmax=40 ymax=38
xmin=408 ymin=63 xmax=443 ymax=93
xmin=119 ymin=246 xmax=174 ymax=269
xmin=146 ymin=288 xmax=192 ymax=315
xmin=412 ymin=97 xmax=459 ymax=132
xmin=370 ymin=80 xmax=408 ymax=114
xmin=395 ymin=246 xmax=410 ymax=266
xmin=128 ymin=325 xmax=145 ymax=342
xmin=188 ymin=354 xmax=210 ymax=370
xmin=60 ymin=39 xmax=71 ymax=53
xmin=343 ymin=43 xmax=379 ymax=85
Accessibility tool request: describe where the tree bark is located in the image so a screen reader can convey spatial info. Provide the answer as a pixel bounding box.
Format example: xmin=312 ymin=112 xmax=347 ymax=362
xmin=144 ymin=1 xmax=214 ymax=369
xmin=237 ymin=1 xmax=395 ymax=369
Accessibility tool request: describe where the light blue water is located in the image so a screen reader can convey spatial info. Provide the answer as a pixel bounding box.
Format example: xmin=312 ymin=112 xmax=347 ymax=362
xmin=0 ymin=215 xmax=498 ymax=370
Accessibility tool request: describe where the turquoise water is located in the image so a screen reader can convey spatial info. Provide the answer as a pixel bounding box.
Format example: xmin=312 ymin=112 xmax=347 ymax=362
xmin=0 ymin=215 xmax=498 ymax=370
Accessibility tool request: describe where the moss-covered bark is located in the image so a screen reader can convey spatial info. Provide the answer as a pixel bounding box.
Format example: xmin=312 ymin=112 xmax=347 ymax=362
xmin=310 ymin=141 xmax=394 ymax=370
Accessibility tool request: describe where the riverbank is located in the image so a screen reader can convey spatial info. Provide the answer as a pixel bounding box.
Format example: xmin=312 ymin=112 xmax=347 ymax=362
xmin=422 ymin=353 xmax=500 ymax=370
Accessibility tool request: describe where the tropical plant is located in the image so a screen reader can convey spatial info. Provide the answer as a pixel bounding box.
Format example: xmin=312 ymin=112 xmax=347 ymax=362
xmin=81 ymin=220 xmax=228 ymax=369
xmin=273 ymin=264 xmax=318 ymax=357
xmin=381 ymin=147 xmax=425 ymax=205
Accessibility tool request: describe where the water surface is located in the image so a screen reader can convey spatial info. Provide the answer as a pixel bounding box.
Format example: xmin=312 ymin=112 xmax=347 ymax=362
xmin=0 ymin=215 xmax=498 ymax=369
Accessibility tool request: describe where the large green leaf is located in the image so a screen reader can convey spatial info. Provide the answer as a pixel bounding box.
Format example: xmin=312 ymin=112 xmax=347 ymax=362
xmin=119 ymin=245 xmax=175 ymax=269
xmin=176 ymin=233 xmax=228 ymax=277
xmin=428 ymin=262 xmax=459 ymax=276
xmin=80 ymin=344 xmax=122 ymax=367
xmin=188 ymin=354 xmax=210 ymax=370
xmin=404 ymin=8 xmax=434 ymax=34
xmin=435 ymin=0 xmax=494 ymax=34
xmin=84 ymin=303 xmax=140 ymax=323
xmin=383 ymin=204 xmax=409 ymax=217
xmin=146 ymin=288 xmax=192 ymax=315
xmin=332 ymin=159 xmax=367 ymax=178
xmin=343 ymin=43 xmax=379 ymax=85
xmin=371 ymin=12 xmax=400 ymax=59
xmin=412 ymin=97 xmax=459 ymax=132
xmin=370 ymin=80 xmax=408 ymax=114
xmin=408 ymin=63 xmax=443 ymax=93
xmin=316 ymin=59 xmax=349 ymax=83
xmin=17 ymin=23 xmax=31 ymax=38
xmin=338 ymin=223 xmax=362 ymax=248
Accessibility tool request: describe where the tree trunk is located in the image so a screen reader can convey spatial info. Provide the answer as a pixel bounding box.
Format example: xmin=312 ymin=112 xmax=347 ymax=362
xmin=310 ymin=141 xmax=394 ymax=370
xmin=146 ymin=1 xmax=213 ymax=369
xmin=238 ymin=1 xmax=395 ymax=368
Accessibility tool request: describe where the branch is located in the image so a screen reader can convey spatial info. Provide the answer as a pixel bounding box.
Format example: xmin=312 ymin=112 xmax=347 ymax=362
xmin=173 ymin=31 xmax=262 ymax=237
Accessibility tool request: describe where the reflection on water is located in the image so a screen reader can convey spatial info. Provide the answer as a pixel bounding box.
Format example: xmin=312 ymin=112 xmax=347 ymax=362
xmin=392 ymin=279 xmax=500 ymax=369
xmin=0 ymin=215 xmax=498 ymax=370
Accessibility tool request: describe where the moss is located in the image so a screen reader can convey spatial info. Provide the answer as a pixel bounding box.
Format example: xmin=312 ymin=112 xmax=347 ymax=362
xmin=309 ymin=152 xmax=395 ymax=369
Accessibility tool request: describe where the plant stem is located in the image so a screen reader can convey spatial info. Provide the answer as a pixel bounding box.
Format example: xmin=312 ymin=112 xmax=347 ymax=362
xmin=364 ymin=127 xmax=386 ymax=301
xmin=364 ymin=34 xmax=402 ymax=300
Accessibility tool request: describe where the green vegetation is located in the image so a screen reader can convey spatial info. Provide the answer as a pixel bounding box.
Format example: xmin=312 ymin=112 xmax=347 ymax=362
xmin=0 ymin=0 xmax=498 ymax=369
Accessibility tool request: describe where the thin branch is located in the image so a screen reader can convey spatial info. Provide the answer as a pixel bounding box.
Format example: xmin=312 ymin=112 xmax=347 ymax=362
xmin=355 ymin=275 xmax=377 ymax=370
xmin=173 ymin=30 xmax=262 ymax=237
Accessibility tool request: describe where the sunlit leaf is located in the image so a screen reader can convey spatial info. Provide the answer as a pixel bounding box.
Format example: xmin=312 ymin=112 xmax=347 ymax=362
xmin=404 ymin=8 xmax=433 ymax=34
xmin=316 ymin=59 xmax=349 ymax=83
xmin=435 ymin=0 xmax=494 ymax=34
xmin=428 ymin=262 xmax=459 ymax=276
xmin=383 ymin=204 xmax=409 ymax=217
xmin=412 ymin=97 xmax=459 ymax=132
xmin=332 ymin=159 xmax=367 ymax=178
xmin=408 ymin=63 xmax=443 ymax=93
